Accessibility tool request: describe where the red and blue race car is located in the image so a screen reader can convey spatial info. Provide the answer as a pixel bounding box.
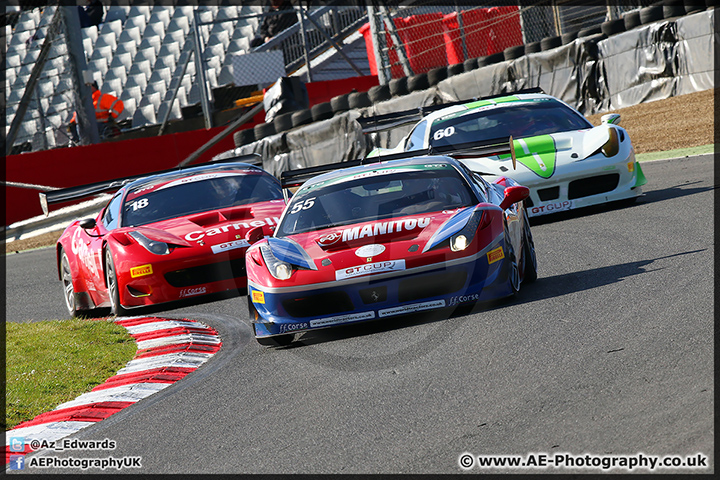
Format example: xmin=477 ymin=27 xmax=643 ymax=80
xmin=42 ymin=156 xmax=286 ymax=316
xmin=245 ymin=154 xmax=537 ymax=346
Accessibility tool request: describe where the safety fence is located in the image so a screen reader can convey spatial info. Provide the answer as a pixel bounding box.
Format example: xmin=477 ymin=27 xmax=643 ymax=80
xmin=361 ymin=1 xmax=659 ymax=82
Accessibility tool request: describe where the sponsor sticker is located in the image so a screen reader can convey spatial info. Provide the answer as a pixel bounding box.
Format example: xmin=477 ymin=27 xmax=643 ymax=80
xmin=211 ymin=239 xmax=250 ymax=254
xmin=487 ymin=247 xmax=504 ymax=264
xmin=252 ymin=290 xmax=265 ymax=304
xmin=449 ymin=293 xmax=480 ymax=306
xmin=341 ymin=217 xmax=431 ymax=242
xmin=184 ymin=217 xmax=279 ymax=242
xmin=378 ymin=300 xmax=445 ymax=318
xmin=179 ymin=286 xmax=206 ymax=298
xmin=280 ymin=322 xmax=309 ymax=333
xmin=355 ymin=244 xmax=385 ymax=258
xmin=130 ymin=264 xmax=153 ymax=278
xmin=309 ymin=311 xmax=375 ymax=328
xmin=529 ymin=200 xmax=573 ymax=215
xmin=336 ymin=260 xmax=405 ymax=280
xmin=156 ymin=172 xmax=251 ymax=191
xmin=316 ymin=232 xmax=342 ymax=247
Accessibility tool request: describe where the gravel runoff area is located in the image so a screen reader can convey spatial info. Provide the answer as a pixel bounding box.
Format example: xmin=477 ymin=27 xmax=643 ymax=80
xmin=4 ymin=88 xmax=715 ymax=255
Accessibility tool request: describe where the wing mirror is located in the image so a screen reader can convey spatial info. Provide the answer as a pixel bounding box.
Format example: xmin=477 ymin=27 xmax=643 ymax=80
xmin=601 ymin=113 xmax=621 ymax=125
xmin=79 ymin=218 xmax=97 ymax=230
xmin=245 ymin=226 xmax=264 ymax=245
xmin=500 ymin=185 xmax=530 ymax=210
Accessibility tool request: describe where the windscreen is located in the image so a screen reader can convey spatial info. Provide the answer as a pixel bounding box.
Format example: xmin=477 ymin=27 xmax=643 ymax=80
xmin=278 ymin=167 xmax=477 ymax=236
xmin=122 ymin=171 xmax=282 ymax=227
xmin=429 ymin=99 xmax=592 ymax=148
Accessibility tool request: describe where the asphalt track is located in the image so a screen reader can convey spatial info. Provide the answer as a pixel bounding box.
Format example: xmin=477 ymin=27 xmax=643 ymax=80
xmin=5 ymin=154 xmax=714 ymax=474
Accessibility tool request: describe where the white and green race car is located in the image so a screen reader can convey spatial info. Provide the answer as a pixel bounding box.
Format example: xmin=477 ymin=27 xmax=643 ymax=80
xmin=366 ymin=92 xmax=646 ymax=218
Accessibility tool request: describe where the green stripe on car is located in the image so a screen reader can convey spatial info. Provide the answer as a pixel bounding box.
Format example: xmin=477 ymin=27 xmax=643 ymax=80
xmin=512 ymin=135 xmax=558 ymax=179
xmin=464 ymin=95 xmax=520 ymax=110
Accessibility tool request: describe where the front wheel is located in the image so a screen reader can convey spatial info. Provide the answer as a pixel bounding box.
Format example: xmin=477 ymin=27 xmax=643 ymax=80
xmin=60 ymin=249 xmax=78 ymax=317
xmin=504 ymin=224 xmax=521 ymax=295
xmin=104 ymin=247 xmax=129 ymax=316
xmin=522 ymin=214 xmax=538 ymax=283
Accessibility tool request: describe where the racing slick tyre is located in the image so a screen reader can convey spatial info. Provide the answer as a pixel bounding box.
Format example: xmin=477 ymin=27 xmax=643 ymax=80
xmin=330 ymin=93 xmax=350 ymax=113
xmin=273 ymin=112 xmax=294 ymax=133
xmin=447 ymin=62 xmax=464 ymax=77
xmin=663 ymin=0 xmax=685 ymax=19
xmin=484 ymin=51 xmax=505 ymax=65
xmin=623 ymin=11 xmax=642 ymax=31
xmin=233 ymin=127 xmax=255 ymax=147
xmin=522 ymin=215 xmax=538 ymax=284
xmin=540 ymin=36 xmax=562 ymax=51
xmin=311 ymin=102 xmax=333 ymax=122
xmin=427 ymin=66 xmax=448 ymax=86
xmin=561 ymin=30 xmax=578 ymax=44
xmin=639 ymin=5 xmax=663 ymax=24
xmin=254 ymin=122 xmax=276 ymax=140
xmin=601 ymin=19 xmax=625 ymax=36
xmin=503 ymin=44 xmax=525 ymax=61
xmin=389 ymin=77 xmax=408 ymax=97
xmin=463 ymin=57 xmax=478 ymax=72
xmin=407 ymin=73 xmax=429 ymax=93
xmin=105 ymin=247 xmax=130 ymax=316
xmin=525 ymin=41 xmax=542 ymax=54
xmin=291 ymin=108 xmax=313 ymax=128
xmin=349 ymin=91 xmax=372 ymax=109
xmin=60 ymin=249 xmax=80 ymax=317
xmin=504 ymin=224 xmax=521 ymax=295
xmin=368 ymin=84 xmax=391 ymax=103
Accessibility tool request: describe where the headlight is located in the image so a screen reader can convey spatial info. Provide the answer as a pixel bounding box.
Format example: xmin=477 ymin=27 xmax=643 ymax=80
xmin=260 ymin=244 xmax=293 ymax=280
xmin=450 ymin=234 xmax=468 ymax=252
xmin=601 ymin=128 xmax=619 ymax=157
xmin=128 ymin=231 xmax=170 ymax=255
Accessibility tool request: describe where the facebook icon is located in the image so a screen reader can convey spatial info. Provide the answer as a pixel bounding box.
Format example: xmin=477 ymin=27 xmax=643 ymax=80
xmin=9 ymin=455 xmax=25 ymax=470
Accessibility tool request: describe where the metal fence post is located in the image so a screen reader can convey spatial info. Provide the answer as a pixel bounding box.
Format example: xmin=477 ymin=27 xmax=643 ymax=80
xmin=192 ymin=9 xmax=213 ymax=129
xmin=62 ymin=6 xmax=100 ymax=145
xmin=366 ymin=3 xmax=388 ymax=84
xmin=379 ymin=5 xmax=413 ymax=77
xmin=297 ymin=5 xmax=314 ymax=83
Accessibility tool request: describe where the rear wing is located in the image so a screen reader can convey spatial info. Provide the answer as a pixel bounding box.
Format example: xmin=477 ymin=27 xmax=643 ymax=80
xmin=279 ymin=137 xmax=517 ymax=202
xmin=357 ymin=87 xmax=545 ymax=134
xmin=39 ymin=153 xmax=262 ymax=216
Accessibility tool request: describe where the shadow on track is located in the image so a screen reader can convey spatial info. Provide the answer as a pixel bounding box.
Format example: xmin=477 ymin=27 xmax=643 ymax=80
xmin=530 ymin=181 xmax=713 ymax=226
xmin=269 ymin=248 xmax=706 ymax=352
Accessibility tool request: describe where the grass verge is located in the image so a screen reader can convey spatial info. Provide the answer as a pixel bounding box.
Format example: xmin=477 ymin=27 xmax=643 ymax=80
xmin=5 ymin=318 xmax=137 ymax=430
xmin=635 ymin=144 xmax=716 ymax=162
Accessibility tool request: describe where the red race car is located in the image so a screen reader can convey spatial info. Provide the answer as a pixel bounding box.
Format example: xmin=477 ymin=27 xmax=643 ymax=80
xmin=41 ymin=155 xmax=286 ymax=316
